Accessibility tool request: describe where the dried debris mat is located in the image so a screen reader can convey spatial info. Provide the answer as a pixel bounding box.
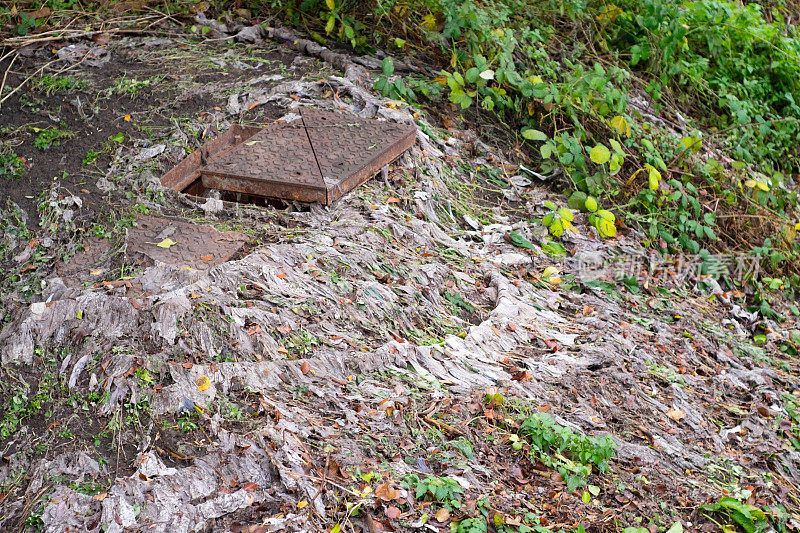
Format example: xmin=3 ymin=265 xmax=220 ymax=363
xmin=0 ymin=31 xmax=799 ymax=533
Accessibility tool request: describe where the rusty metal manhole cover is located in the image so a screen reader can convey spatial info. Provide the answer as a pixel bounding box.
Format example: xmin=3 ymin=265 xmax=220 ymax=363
xmin=172 ymin=108 xmax=416 ymax=205
xmin=128 ymin=215 xmax=246 ymax=270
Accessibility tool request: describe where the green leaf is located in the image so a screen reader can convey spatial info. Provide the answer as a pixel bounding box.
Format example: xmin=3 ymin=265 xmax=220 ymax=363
xmin=589 ymin=144 xmax=611 ymax=165
xmin=344 ymin=24 xmax=354 ymax=40
xmin=588 ymin=485 xmax=600 ymax=496
xmin=331 ymin=523 xmax=341 ymax=533
xmin=665 ymin=522 xmax=683 ymax=533
xmin=567 ymin=191 xmax=587 ymax=211
xmin=582 ymin=491 xmax=591 ymax=503
xmin=479 ymin=69 xmax=495 ymax=80
xmin=647 ymin=165 xmax=661 ymax=191
xmin=557 ymin=207 xmax=574 ymax=222
xmin=465 ymin=67 xmax=480 ymax=84
xmin=549 ymin=218 xmax=565 ymax=237
xmin=110 ymin=132 xmax=124 ymax=143
xmin=394 ymin=37 xmax=406 ymax=48
xmin=542 ymin=213 xmax=554 ymax=226
xmin=541 ymin=143 xmax=553 ymax=159
xmin=585 ymin=196 xmax=599 ymax=212
xmin=544 ymin=200 xmax=557 ymax=210
xmin=597 ymin=209 xmax=615 ymax=222
xmin=382 ymin=57 xmax=395 ymax=77
xmin=541 ymin=240 xmax=566 ymax=257
xmin=509 ymin=230 xmax=536 ymax=249
xmin=681 ymin=136 xmax=702 ymax=153
xmin=596 ymin=218 xmax=616 ymax=238
xmin=325 ymin=15 xmax=335 ymax=34
xmin=522 ymin=129 xmax=547 ymax=141
xmin=325 ymin=0 xmax=336 ymax=9
xmin=373 ymin=77 xmax=388 ymax=95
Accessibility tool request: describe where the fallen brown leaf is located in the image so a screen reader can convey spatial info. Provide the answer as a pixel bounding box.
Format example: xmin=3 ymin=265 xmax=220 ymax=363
xmin=385 ymin=506 xmax=401 ymax=519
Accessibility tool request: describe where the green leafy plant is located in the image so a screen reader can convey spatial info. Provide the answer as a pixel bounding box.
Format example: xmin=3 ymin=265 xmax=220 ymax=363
xmin=401 ymin=473 xmax=463 ymax=506
xmin=29 ymin=74 xmax=86 ymax=95
xmin=373 ymin=57 xmax=416 ymax=102
xmin=282 ymin=331 xmax=319 ymax=356
xmin=0 ymin=144 xmax=24 ymax=179
xmin=31 ymin=126 xmax=74 ymax=150
xmin=82 ymin=150 xmax=101 ymax=166
xmin=541 ymin=201 xmax=574 ymax=238
xmin=108 ymin=76 xmax=161 ymax=99
xmin=700 ymin=496 xmax=768 ymax=533
xmin=176 ymin=411 xmax=199 ymax=433
xmin=518 ymin=413 xmax=615 ymax=492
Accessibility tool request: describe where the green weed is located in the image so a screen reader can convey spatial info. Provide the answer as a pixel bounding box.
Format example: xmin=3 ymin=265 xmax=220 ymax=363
xmin=31 ymin=126 xmax=74 ymax=150
xmin=29 ymin=74 xmax=86 ymax=95
xmin=401 ymin=473 xmax=463 ymax=507
xmin=282 ymin=331 xmax=319 ymax=357
xmin=0 ymin=144 xmax=24 ymax=179
xmin=82 ymin=150 xmax=101 ymax=166
xmin=518 ymin=412 xmax=615 ymax=492
xmin=108 ymin=76 xmax=161 ymax=99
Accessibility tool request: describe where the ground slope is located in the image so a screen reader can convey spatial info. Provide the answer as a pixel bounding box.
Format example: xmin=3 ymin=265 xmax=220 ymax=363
xmin=0 ymin=24 xmax=799 ymax=533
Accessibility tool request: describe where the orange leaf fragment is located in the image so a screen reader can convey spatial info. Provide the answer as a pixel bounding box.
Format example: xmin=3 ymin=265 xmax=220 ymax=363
xmin=276 ymin=272 xmax=287 ymax=279
xmin=386 ymin=506 xmax=401 ymax=519
xmin=300 ymin=361 xmax=311 ymax=375
xmin=92 ymin=492 xmax=108 ymax=502
xmin=435 ymin=508 xmax=450 ymax=523
xmin=200 ymin=255 xmax=214 ymax=262
xmin=386 ymin=196 xmax=400 ymax=204
xmin=124 ymin=114 xmax=131 ymax=122
xmin=375 ymin=483 xmax=399 ymax=501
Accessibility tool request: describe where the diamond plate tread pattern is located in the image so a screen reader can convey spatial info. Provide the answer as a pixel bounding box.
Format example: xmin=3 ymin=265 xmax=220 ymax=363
xmin=196 ymin=109 xmax=416 ymax=204
xmin=301 ymin=109 xmax=417 ymax=201
xmin=201 ymin=121 xmax=325 ymax=190
xmin=128 ymin=215 xmax=246 ymax=270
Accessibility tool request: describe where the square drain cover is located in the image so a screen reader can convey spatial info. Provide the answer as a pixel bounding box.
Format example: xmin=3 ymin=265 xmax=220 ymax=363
xmin=199 ymin=108 xmax=416 ymax=204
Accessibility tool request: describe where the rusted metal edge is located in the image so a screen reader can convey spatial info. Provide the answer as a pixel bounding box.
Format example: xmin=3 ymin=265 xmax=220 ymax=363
xmin=160 ymin=125 xmax=261 ymax=191
xmin=201 ymin=173 xmax=328 ymax=203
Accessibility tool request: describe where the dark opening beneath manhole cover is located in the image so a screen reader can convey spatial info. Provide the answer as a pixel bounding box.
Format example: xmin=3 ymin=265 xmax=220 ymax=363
xmin=161 ymin=109 xmax=416 ymax=205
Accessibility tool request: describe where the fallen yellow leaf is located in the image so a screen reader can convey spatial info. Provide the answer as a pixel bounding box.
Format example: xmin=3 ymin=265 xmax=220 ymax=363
xmin=124 ymin=114 xmax=131 ymax=122
xmin=297 ymin=500 xmax=308 ymax=509
xmin=666 ymin=408 xmax=685 ymax=423
xmin=196 ymin=375 xmax=210 ymax=391
xmin=156 ymin=238 xmax=178 ymax=249
xmin=435 ymin=507 xmax=450 ymax=522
